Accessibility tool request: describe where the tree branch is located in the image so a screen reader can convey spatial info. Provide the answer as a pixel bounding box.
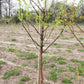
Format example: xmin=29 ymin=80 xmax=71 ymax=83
xmin=31 ymin=0 xmax=43 ymax=12
xmin=68 ymin=25 xmax=84 ymax=48
xmin=30 ymin=0 xmax=39 ymax=16
xmin=43 ymin=28 xmax=64 ymax=52
xmin=22 ymin=22 xmax=40 ymax=47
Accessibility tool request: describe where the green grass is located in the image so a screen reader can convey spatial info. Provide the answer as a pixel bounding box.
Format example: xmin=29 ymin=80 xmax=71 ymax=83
xmin=0 ymin=65 xmax=2 ymax=69
xmin=77 ymin=64 xmax=84 ymax=76
xmin=7 ymin=47 xmax=16 ymax=52
xmin=0 ymin=61 xmax=6 ymax=64
xmin=16 ymin=82 xmax=24 ymax=84
xmin=15 ymin=50 xmax=37 ymax=60
xmin=11 ymin=39 xmax=16 ymax=41
xmin=77 ymin=49 xmax=84 ymax=52
xmin=2 ymin=69 xmax=21 ymax=79
xmin=65 ymin=50 xmax=72 ymax=53
xmin=21 ymin=63 xmax=28 ymax=67
xmin=51 ymin=56 xmax=64 ymax=62
xmin=53 ymin=43 xmax=62 ymax=48
xmin=20 ymin=76 xmax=30 ymax=81
xmin=70 ymin=59 xmax=78 ymax=63
xmin=79 ymin=38 xmax=84 ymax=40
xmin=10 ymin=43 xmax=15 ymax=46
xmin=47 ymin=68 xmax=58 ymax=82
xmin=33 ymin=62 xmax=38 ymax=68
xmin=50 ymin=63 xmax=55 ymax=67
xmin=66 ymin=66 xmax=76 ymax=72
xmin=62 ymin=78 xmax=72 ymax=84
xmin=58 ymin=61 xmax=66 ymax=65
xmin=74 ymin=43 xmax=79 ymax=46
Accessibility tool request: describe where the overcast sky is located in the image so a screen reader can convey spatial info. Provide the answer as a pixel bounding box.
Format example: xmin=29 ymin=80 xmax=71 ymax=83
xmin=12 ymin=0 xmax=81 ymax=10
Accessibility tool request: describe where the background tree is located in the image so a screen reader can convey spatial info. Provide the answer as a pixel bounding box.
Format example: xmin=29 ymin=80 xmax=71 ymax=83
xmin=0 ymin=0 xmax=2 ymax=18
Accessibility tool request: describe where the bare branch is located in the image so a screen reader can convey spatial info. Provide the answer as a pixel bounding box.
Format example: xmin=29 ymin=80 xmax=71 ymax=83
xmin=43 ymin=28 xmax=64 ymax=52
xmin=31 ymin=0 xmax=43 ymax=12
xmin=44 ymin=27 xmax=54 ymax=45
xmin=68 ymin=25 xmax=84 ymax=48
xmin=28 ymin=21 xmax=41 ymax=36
xmin=22 ymin=22 xmax=40 ymax=47
xmin=76 ymin=25 xmax=84 ymax=33
xmin=30 ymin=0 xmax=39 ymax=16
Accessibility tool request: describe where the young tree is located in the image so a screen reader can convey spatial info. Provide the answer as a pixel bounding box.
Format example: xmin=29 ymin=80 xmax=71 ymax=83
xmin=18 ymin=0 xmax=84 ymax=84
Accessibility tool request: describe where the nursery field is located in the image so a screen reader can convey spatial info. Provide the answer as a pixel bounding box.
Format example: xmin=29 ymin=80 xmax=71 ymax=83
xmin=0 ymin=24 xmax=84 ymax=84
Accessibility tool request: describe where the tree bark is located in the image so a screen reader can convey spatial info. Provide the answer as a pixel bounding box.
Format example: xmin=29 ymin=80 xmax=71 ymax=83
xmin=0 ymin=0 xmax=2 ymax=18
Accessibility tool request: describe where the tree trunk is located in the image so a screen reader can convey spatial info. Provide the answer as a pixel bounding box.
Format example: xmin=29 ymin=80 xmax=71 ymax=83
xmin=8 ymin=0 xmax=10 ymax=16
xmin=40 ymin=9 xmax=45 ymax=84
xmin=0 ymin=0 xmax=2 ymax=18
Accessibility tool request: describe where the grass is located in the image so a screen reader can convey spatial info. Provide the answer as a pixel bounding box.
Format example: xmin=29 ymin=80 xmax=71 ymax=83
xmin=0 ymin=61 xmax=6 ymax=64
xmin=15 ymin=50 xmax=37 ymax=60
xmin=21 ymin=63 xmax=28 ymax=67
xmin=71 ymin=59 xmax=78 ymax=63
xmin=16 ymin=82 xmax=24 ymax=84
xmin=0 ymin=65 xmax=2 ymax=69
xmin=7 ymin=47 xmax=16 ymax=52
xmin=20 ymin=76 xmax=30 ymax=81
xmin=10 ymin=43 xmax=15 ymax=46
xmin=11 ymin=38 xmax=16 ymax=41
xmin=74 ymin=43 xmax=79 ymax=46
xmin=33 ymin=62 xmax=38 ymax=68
xmin=77 ymin=49 xmax=84 ymax=52
xmin=2 ymin=69 xmax=21 ymax=79
xmin=47 ymin=68 xmax=59 ymax=82
xmin=65 ymin=50 xmax=72 ymax=53
xmin=62 ymin=78 xmax=72 ymax=84
xmin=58 ymin=61 xmax=66 ymax=65
xmin=51 ymin=56 xmax=64 ymax=62
xmin=66 ymin=66 xmax=76 ymax=72
xmin=50 ymin=63 xmax=55 ymax=67
xmin=77 ymin=64 xmax=84 ymax=76
xmin=53 ymin=43 xmax=62 ymax=48
xmin=0 ymin=61 xmax=6 ymax=69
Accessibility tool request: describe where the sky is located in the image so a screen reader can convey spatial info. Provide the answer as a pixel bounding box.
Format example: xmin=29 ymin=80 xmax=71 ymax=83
xmin=12 ymin=0 xmax=81 ymax=10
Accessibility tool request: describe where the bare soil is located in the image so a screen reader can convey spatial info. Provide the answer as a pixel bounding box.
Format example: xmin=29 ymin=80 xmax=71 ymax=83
xmin=0 ymin=24 xmax=84 ymax=84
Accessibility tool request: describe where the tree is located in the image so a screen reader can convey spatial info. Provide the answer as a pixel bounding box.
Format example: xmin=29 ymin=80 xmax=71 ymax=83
xmin=18 ymin=0 xmax=84 ymax=84
xmin=0 ymin=0 xmax=2 ymax=18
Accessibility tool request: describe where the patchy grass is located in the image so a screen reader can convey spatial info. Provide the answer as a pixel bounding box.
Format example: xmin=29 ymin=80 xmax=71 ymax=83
xmin=20 ymin=76 xmax=30 ymax=81
xmin=33 ymin=62 xmax=38 ymax=68
xmin=15 ymin=50 xmax=37 ymax=60
xmin=71 ymin=59 xmax=78 ymax=63
xmin=21 ymin=63 xmax=28 ymax=67
xmin=66 ymin=66 xmax=76 ymax=72
xmin=7 ymin=47 xmax=16 ymax=52
xmin=58 ymin=61 xmax=66 ymax=65
xmin=50 ymin=63 xmax=55 ymax=67
xmin=62 ymin=78 xmax=72 ymax=84
xmin=11 ymin=38 xmax=16 ymax=41
xmin=2 ymin=69 xmax=21 ymax=79
xmin=47 ymin=68 xmax=59 ymax=82
xmin=65 ymin=50 xmax=72 ymax=53
xmin=0 ymin=61 xmax=6 ymax=64
xmin=77 ymin=49 xmax=84 ymax=52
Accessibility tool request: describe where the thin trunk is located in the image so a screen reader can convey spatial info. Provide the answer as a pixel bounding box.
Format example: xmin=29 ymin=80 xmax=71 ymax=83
xmin=8 ymin=0 xmax=10 ymax=16
xmin=0 ymin=0 xmax=2 ymax=18
xmin=40 ymin=9 xmax=45 ymax=84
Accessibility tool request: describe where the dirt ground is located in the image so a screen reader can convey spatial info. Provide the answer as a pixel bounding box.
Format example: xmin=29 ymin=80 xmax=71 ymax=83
xmin=0 ymin=24 xmax=84 ymax=84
